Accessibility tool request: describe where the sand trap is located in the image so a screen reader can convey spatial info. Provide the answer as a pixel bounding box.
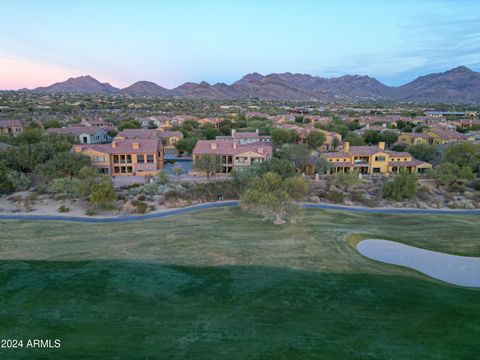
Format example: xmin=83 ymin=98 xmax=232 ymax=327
xmin=357 ymin=239 xmax=480 ymax=287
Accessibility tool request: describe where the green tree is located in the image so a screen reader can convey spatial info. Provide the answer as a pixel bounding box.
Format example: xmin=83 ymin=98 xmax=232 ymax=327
xmin=271 ymin=128 xmax=298 ymax=147
xmin=407 ymin=144 xmax=435 ymax=162
xmin=89 ymin=177 xmax=117 ymax=208
xmin=193 ymin=154 xmax=222 ymax=180
xmin=331 ymin=137 xmax=340 ymax=151
xmin=35 ymin=152 xmax=91 ymax=180
xmin=5 ymin=170 xmax=31 ymax=191
xmin=117 ymin=120 xmax=141 ymax=131
xmin=428 ymin=163 xmax=475 ymax=189
xmin=156 ymin=169 xmax=170 ymax=185
xmin=276 ymin=143 xmax=310 ymax=169
xmin=383 ymin=170 xmax=419 ymax=201
xmin=333 ymin=171 xmax=359 ymax=191
xmin=47 ymin=177 xmax=82 ymax=198
xmin=306 ymin=131 xmax=326 ymax=149
xmin=314 ymin=156 xmax=332 ymax=175
xmin=176 ymin=137 xmax=200 ymax=155
xmin=241 ymin=172 xmax=308 ymax=224
xmin=443 ymin=142 xmax=480 ymax=172
xmin=343 ymin=133 xmax=366 ymax=146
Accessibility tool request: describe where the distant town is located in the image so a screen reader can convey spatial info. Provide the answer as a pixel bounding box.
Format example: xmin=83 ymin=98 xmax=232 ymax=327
xmin=1 ymin=89 xmax=479 ymax=216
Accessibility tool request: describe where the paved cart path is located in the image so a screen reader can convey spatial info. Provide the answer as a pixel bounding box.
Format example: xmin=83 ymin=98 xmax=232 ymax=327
xmin=0 ymin=201 xmax=479 ymax=222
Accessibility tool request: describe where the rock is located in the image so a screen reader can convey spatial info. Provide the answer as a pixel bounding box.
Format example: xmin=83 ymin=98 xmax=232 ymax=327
xmin=308 ymin=196 xmax=320 ymax=203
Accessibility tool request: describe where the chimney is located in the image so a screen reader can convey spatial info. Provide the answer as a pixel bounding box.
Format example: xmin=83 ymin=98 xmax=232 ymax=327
xmin=365 ymin=124 xmax=370 ymax=129
xmin=256 ymin=128 xmax=259 ymax=134
xmin=343 ymin=142 xmax=350 ymax=153
xmin=378 ymin=141 xmax=385 ymax=150
xmin=111 ymin=141 xmax=117 ymax=148
xmin=233 ymin=141 xmax=238 ymax=149
xmin=382 ymin=123 xmax=387 ymax=128
xmin=132 ymin=142 xmax=140 ymax=149
xmin=258 ymin=147 xmax=264 ymax=154
xmin=210 ymin=142 xmax=217 ymax=150
xmin=74 ymin=146 xmax=82 ymax=153
xmin=231 ymin=129 xmax=236 ymax=137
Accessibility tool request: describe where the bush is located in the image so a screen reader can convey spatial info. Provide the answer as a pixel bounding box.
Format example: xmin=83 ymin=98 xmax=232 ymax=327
xmin=85 ymin=208 xmax=97 ymax=216
xmin=383 ymin=170 xmax=419 ymax=201
xmin=89 ymin=177 xmax=117 ymax=209
xmin=47 ymin=177 xmax=82 ymax=198
xmin=131 ymin=200 xmax=149 ymax=214
xmin=325 ymin=191 xmax=344 ymax=203
xmin=58 ymin=205 xmax=70 ymax=213
xmin=5 ymin=170 xmax=31 ymax=191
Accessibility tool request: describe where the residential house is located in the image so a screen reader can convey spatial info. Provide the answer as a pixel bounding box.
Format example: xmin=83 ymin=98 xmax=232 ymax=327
xmin=172 ymin=115 xmax=198 ymax=126
xmin=283 ymin=125 xmax=342 ymax=151
xmin=190 ymin=140 xmax=272 ymax=176
xmin=245 ymin=111 xmax=269 ymax=120
xmin=48 ymin=125 xmax=109 ymax=144
xmin=270 ymin=114 xmax=296 ymax=124
xmin=216 ymin=129 xmax=271 ymax=144
xmin=305 ymin=142 xmax=431 ymax=175
xmin=0 ymin=120 xmax=24 ymax=136
xmin=397 ymin=132 xmax=431 ymax=145
xmin=354 ymin=123 xmax=400 ymax=136
xmin=115 ymin=128 xmax=183 ymax=150
xmin=198 ymin=117 xmax=223 ymax=128
xmin=81 ymin=118 xmax=116 ymax=132
xmin=72 ymin=138 xmax=163 ymax=176
xmin=424 ymin=128 xmax=474 ymax=144
xmin=457 ymin=119 xmax=480 ymax=129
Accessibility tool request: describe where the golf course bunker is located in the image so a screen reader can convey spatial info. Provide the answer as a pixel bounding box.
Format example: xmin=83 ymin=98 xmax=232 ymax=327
xmin=357 ymin=239 xmax=480 ymax=287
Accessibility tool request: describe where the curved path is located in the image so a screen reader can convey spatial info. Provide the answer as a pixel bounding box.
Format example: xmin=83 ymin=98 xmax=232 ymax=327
xmin=357 ymin=239 xmax=480 ymax=287
xmin=0 ymin=201 xmax=479 ymax=223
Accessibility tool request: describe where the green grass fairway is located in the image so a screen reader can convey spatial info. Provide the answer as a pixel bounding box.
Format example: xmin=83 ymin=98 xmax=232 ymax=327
xmin=0 ymin=208 xmax=479 ymax=359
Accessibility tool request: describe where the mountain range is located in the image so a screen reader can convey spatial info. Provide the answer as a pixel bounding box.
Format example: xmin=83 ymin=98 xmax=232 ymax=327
xmin=16 ymin=66 xmax=480 ymax=103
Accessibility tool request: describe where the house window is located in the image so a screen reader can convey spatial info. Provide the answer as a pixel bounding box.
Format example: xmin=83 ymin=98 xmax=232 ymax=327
xmin=375 ymin=156 xmax=385 ymax=161
xmin=137 ymin=155 xmax=145 ymax=163
xmin=94 ymin=156 xmax=107 ymax=162
xmin=126 ymin=155 xmax=132 ymax=163
xmin=146 ymin=154 xmax=154 ymax=163
xmin=373 ymin=168 xmax=381 ymax=173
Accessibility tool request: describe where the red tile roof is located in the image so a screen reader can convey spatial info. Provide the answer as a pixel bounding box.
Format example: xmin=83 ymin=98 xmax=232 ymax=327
xmin=193 ymin=140 xmax=272 ymax=157
xmin=0 ymin=120 xmax=23 ymax=128
xmin=48 ymin=125 xmax=106 ymax=136
xmin=73 ymin=138 xmax=162 ymax=155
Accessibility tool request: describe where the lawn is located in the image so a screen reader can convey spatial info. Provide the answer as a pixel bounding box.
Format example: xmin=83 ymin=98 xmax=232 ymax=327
xmin=0 ymin=207 xmax=479 ymax=359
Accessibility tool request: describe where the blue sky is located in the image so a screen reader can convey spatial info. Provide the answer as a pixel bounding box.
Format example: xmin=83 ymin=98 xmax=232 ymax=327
xmin=1 ymin=0 xmax=480 ymax=89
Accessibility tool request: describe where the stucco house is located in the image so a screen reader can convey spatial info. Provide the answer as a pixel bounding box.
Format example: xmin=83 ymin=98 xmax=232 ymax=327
xmin=0 ymin=120 xmax=24 ymax=136
xmin=48 ymin=125 xmax=109 ymax=144
xmin=72 ymin=138 xmax=163 ymax=176
xmin=306 ymin=142 xmax=431 ymax=176
xmin=190 ymin=140 xmax=273 ymax=176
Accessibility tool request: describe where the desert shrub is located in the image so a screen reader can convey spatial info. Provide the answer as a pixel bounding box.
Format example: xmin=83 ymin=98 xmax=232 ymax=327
xmin=85 ymin=208 xmax=97 ymax=216
xmin=383 ymin=170 xmax=418 ymax=201
xmin=325 ymin=191 xmax=344 ymax=203
xmin=58 ymin=205 xmax=70 ymax=213
xmin=469 ymin=179 xmax=480 ymax=191
xmin=131 ymin=200 xmax=149 ymax=214
xmin=47 ymin=177 xmax=82 ymax=198
xmin=137 ymin=194 xmax=146 ymax=201
xmin=6 ymin=170 xmax=31 ymax=191
xmin=350 ymin=191 xmax=364 ymax=203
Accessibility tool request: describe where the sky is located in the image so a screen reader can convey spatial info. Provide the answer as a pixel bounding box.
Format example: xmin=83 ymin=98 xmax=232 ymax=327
xmin=1 ymin=0 xmax=480 ymax=90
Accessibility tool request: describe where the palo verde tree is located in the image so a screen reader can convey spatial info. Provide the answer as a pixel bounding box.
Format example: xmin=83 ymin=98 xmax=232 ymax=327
xmin=306 ymin=130 xmax=326 ymax=149
xmin=383 ymin=169 xmax=419 ymax=201
xmin=241 ymin=172 xmax=309 ymax=225
xmin=193 ymin=154 xmax=223 ymax=180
